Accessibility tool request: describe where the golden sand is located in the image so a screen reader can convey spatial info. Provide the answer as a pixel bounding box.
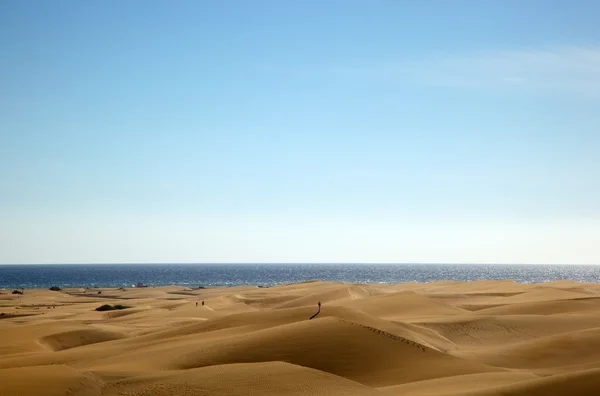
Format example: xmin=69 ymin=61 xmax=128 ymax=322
xmin=2 ymin=280 xmax=600 ymax=395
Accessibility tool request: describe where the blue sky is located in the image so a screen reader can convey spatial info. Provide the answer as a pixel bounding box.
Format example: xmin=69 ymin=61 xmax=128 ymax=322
xmin=1 ymin=1 xmax=599 ymax=264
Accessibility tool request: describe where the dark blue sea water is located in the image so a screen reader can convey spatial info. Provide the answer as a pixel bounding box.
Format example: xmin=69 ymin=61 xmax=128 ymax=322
xmin=1 ymin=264 xmax=599 ymax=289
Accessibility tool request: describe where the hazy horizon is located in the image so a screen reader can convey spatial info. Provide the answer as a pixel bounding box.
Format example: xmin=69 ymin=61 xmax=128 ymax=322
xmin=2 ymin=262 xmax=600 ymax=266
xmin=2 ymin=1 xmax=599 ymax=265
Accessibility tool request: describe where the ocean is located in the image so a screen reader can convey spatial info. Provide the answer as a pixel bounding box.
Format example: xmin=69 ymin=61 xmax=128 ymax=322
xmin=1 ymin=264 xmax=599 ymax=289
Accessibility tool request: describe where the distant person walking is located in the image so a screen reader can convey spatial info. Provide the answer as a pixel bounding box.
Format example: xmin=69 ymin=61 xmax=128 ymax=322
xmin=202 ymin=300 xmax=204 ymax=306
xmin=196 ymin=302 xmax=198 ymax=307
xmin=309 ymin=301 xmax=321 ymax=320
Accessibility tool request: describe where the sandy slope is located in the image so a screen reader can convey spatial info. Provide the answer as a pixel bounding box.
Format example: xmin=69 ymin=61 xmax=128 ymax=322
xmin=2 ymin=280 xmax=600 ymax=395
xmin=101 ymin=361 xmax=385 ymax=396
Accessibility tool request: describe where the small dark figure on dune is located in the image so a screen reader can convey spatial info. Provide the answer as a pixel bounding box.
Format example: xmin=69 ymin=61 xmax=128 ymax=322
xmin=309 ymin=301 xmax=321 ymax=320
xmin=202 ymin=300 xmax=204 ymax=306
xmin=196 ymin=302 xmax=198 ymax=307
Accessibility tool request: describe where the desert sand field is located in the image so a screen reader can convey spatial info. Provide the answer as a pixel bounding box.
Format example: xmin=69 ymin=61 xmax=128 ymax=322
xmin=2 ymin=280 xmax=600 ymax=395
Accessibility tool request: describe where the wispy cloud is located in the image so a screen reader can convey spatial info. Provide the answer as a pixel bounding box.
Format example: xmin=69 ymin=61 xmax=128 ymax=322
xmin=337 ymin=46 xmax=600 ymax=96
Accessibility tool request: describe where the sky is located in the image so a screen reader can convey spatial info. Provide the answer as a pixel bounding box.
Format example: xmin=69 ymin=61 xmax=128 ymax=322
xmin=1 ymin=1 xmax=599 ymax=264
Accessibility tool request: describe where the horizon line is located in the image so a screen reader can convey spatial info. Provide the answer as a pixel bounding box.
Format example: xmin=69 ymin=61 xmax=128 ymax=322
xmin=1 ymin=262 xmax=599 ymax=266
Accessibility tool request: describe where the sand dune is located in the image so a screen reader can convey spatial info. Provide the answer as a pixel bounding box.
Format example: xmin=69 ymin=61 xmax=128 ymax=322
xmin=454 ymin=327 xmax=600 ymax=369
xmin=275 ymin=284 xmax=372 ymax=309
xmin=333 ymin=290 xmax=468 ymax=320
xmin=39 ymin=328 xmax=128 ymax=351
xmin=102 ymin=362 xmax=386 ymax=396
xmin=160 ymin=317 xmax=498 ymax=386
xmin=0 ymin=365 xmax=102 ymax=396
xmin=414 ymin=315 xmax=537 ymax=346
xmin=378 ymin=372 xmax=538 ymax=396
xmin=467 ymin=367 xmax=600 ymax=396
xmin=474 ymin=297 xmax=600 ymax=315
xmin=3 ymin=280 xmax=600 ymax=395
